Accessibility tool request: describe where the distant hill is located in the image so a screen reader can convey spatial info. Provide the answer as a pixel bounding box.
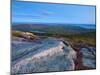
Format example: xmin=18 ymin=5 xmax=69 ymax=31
xmin=12 ymin=24 xmax=95 ymax=35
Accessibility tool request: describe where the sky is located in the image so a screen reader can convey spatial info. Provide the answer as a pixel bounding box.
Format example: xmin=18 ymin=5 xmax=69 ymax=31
xmin=12 ymin=1 xmax=96 ymax=25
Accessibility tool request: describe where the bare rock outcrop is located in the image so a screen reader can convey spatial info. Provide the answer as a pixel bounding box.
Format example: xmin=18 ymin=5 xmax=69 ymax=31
xmin=12 ymin=30 xmax=39 ymax=41
xmin=80 ymin=47 xmax=96 ymax=68
xmin=11 ymin=37 xmax=76 ymax=74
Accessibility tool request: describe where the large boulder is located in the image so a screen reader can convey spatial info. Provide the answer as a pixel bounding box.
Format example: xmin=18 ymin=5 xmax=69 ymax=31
xmin=80 ymin=47 xmax=96 ymax=68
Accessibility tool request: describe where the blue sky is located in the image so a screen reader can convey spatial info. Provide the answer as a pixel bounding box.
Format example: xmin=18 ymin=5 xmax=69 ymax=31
xmin=12 ymin=1 xmax=96 ymax=25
